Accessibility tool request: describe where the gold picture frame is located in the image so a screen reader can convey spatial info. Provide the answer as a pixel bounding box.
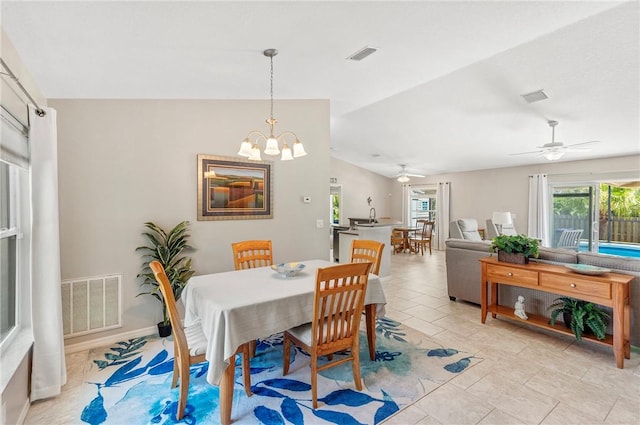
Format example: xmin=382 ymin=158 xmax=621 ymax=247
xmin=197 ymin=154 xmax=272 ymax=220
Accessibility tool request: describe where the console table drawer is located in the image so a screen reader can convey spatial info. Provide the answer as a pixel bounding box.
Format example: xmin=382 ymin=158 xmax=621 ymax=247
xmin=486 ymin=264 xmax=538 ymax=286
xmin=540 ymin=274 xmax=611 ymax=300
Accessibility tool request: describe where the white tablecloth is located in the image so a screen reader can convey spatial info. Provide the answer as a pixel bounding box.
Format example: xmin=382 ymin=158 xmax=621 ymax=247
xmin=182 ymin=259 xmax=386 ymax=385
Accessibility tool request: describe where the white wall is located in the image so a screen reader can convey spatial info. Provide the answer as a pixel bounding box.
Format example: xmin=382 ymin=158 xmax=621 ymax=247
xmin=329 ymin=158 xmax=397 ymax=224
xmin=51 ymin=98 xmax=330 ymax=345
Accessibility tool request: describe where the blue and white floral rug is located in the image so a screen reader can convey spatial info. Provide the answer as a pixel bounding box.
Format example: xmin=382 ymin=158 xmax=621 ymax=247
xmin=80 ymin=318 xmax=482 ymax=424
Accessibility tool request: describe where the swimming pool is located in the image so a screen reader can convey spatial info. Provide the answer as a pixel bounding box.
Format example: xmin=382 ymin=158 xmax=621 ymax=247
xmin=579 ymin=242 xmax=640 ymax=259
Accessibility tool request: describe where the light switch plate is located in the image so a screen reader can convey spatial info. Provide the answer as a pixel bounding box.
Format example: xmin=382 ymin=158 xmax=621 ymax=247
xmin=316 ymin=219 xmax=324 ymax=228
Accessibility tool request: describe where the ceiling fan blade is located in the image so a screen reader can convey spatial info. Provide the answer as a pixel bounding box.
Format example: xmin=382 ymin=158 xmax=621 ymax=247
xmin=566 ymin=140 xmax=600 ymax=148
xmin=406 ymin=173 xmax=425 ymax=178
xmin=509 ymin=150 xmax=543 ymax=156
xmin=564 ymin=147 xmax=593 ymax=152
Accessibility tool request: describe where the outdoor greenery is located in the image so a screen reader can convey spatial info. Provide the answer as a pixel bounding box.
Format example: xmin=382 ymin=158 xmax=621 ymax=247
xmin=136 ymin=221 xmax=195 ymax=326
xmin=548 ymin=296 xmax=609 ymax=341
xmin=332 ymin=195 xmax=340 ymax=224
xmin=490 ymin=234 xmax=540 ymax=258
xmin=554 ymin=183 xmax=640 ymax=217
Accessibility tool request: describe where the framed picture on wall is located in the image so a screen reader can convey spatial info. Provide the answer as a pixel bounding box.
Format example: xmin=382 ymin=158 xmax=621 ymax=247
xmin=197 ymin=154 xmax=273 ymax=220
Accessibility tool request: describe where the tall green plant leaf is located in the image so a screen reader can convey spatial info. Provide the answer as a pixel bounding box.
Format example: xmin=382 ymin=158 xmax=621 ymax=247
xmin=135 ymin=221 xmax=194 ymax=325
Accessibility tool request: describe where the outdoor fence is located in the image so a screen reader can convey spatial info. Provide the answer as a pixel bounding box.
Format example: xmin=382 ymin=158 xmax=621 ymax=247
xmin=553 ymin=215 xmax=640 ymax=244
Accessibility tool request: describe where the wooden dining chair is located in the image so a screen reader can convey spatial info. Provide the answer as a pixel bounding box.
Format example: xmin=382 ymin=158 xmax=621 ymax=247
xmin=231 ymin=240 xmax=273 ymax=270
xmin=349 ymin=239 xmax=384 ymax=275
xmin=149 ymin=261 xmax=252 ymax=420
xmin=410 ymin=220 xmax=434 ymax=255
xmin=231 ymin=239 xmax=274 ymax=356
xmin=390 ymin=230 xmax=404 ymax=254
xmin=282 ymin=261 xmax=372 ymax=408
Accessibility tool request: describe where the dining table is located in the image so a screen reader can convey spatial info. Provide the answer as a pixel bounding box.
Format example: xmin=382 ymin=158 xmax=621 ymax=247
xmin=182 ymin=259 xmax=387 ymax=425
xmin=392 ymin=226 xmax=419 ymax=253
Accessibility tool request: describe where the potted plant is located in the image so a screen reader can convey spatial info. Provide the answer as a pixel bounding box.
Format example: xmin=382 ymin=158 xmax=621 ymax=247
xmin=490 ymin=234 xmax=539 ymax=264
xmin=548 ymin=296 xmax=609 ymax=341
xmin=136 ymin=221 xmax=195 ymax=337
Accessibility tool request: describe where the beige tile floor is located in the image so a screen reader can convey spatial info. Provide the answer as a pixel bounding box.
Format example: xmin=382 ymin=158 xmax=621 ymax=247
xmin=25 ymin=250 xmax=640 ymax=425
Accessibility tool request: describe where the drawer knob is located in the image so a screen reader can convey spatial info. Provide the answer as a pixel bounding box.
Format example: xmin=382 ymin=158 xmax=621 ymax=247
xmin=507 ymin=272 xmax=513 ymax=276
xmin=570 ymin=283 xmax=576 ymax=288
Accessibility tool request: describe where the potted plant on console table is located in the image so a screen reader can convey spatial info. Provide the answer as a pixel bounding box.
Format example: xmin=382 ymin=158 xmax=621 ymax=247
xmin=490 ymin=234 xmax=539 ymax=265
xmin=548 ymin=296 xmax=609 ymax=341
xmin=136 ymin=221 xmax=195 ymax=337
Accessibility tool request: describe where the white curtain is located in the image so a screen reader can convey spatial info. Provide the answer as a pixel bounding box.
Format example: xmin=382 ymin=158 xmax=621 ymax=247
xmin=436 ymin=182 xmax=451 ymax=250
xmin=527 ymin=174 xmax=550 ymax=246
xmin=29 ymin=105 xmax=67 ymax=400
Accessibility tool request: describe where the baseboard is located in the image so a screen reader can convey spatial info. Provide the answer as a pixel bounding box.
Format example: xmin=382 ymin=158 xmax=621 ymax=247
xmin=16 ymin=397 xmax=30 ymax=425
xmin=64 ymin=326 xmax=157 ymax=354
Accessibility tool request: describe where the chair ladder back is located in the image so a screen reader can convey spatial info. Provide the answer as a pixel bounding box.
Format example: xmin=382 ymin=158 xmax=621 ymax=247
xmin=349 ymin=239 xmax=384 ymax=275
xmin=313 ymin=262 xmax=371 ymax=352
xmin=149 ymin=261 xmax=190 ymax=364
xmin=232 ymin=240 xmax=274 ymax=270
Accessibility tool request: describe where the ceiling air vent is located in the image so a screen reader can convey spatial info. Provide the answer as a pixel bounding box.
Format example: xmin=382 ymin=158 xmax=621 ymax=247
xmin=521 ymin=89 xmax=548 ymax=103
xmin=347 ymin=46 xmax=378 ymax=61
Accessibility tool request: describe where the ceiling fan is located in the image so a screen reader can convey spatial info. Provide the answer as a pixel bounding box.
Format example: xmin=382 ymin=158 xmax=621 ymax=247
xmin=395 ymin=164 xmax=425 ymax=183
xmin=510 ymin=120 xmax=599 ymax=161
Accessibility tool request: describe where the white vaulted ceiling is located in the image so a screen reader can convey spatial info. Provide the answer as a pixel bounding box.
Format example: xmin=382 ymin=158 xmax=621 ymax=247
xmin=1 ymin=1 xmax=638 ymax=177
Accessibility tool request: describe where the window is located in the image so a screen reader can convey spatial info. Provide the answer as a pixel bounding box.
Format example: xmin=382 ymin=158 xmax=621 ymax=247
xmin=408 ymin=185 xmax=437 ymax=227
xmin=0 ymin=106 xmax=30 ymax=351
xmin=550 ymin=180 xmax=640 ymax=256
xmin=0 ymin=161 xmax=19 ymax=343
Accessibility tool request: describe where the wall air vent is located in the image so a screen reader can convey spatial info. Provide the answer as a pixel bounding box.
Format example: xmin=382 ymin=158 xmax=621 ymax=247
xmin=347 ymin=46 xmax=378 ymax=61
xmin=521 ymin=89 xmax=548 ymax=103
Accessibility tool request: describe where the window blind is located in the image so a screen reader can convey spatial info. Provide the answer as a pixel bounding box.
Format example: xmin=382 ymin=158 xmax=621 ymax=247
xmin=0 ymin=106 xmax=29 ymax=169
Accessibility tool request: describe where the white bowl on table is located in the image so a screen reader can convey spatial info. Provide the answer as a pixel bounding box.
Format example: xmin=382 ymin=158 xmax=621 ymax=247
xmin=271 ymin=262 xmax=306 ymax=278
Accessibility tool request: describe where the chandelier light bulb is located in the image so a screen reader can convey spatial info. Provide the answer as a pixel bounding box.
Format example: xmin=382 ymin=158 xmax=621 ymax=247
xmin=281 ymin=144 xmax=293 ymax=160
xmin=293 ymin=140 xmax=307 ymax=158
xmin=249 ymin=144 xmax=262 ymax=161
xmin=238 ymin=139 xmax=253 ymax=157
xmin=264 ymin=136 xmax=280 ymax=155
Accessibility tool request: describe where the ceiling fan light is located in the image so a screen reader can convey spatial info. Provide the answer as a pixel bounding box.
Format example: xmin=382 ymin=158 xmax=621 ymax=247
xmin=397 ymin=175 xmax=410 ymax=183
xmin=544 ymin=151 xmax=564 ymax=161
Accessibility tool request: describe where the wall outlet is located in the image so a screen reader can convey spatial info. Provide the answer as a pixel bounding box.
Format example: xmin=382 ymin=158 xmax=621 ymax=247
xmin=316 ymin=219 xmax=324 ymax=228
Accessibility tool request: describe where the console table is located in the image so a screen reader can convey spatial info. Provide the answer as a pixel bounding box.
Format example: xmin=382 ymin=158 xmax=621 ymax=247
xmin=479 ymin=257 xmax=632 ymax=368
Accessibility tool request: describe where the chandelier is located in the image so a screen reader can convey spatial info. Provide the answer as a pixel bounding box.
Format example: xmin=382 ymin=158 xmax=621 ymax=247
xmin=238 ymin=49 xmax=307 ymax=161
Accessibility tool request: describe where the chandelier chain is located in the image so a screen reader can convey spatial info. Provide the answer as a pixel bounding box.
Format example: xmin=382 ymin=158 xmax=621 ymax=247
xmin=269 ymin=55 xmax=274 ymax=120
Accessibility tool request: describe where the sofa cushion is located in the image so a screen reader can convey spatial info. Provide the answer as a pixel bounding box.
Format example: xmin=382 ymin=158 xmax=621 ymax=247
xmin=445 ymin=239 xmax=492 ymax=253
xmin=578 ymin=252 xmax=640 ymax=273
xmin=458 ymin=219 xmax=482 ymax=241
xmin=534 ymin=247 xmax=578 ymax=265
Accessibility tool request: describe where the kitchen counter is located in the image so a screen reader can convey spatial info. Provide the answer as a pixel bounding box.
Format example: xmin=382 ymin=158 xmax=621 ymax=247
xmin=337 ymin=225 xmax=392 ymax=278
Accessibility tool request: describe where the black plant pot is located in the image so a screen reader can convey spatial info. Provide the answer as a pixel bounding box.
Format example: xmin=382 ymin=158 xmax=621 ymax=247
xmin=497 ymin=250 xmax=528 ymax=264
xmin=562 ymin=312 xmax=592 ymax=336
xmin=562 ymin=312 xmax=572 ymax=329
xmin=157 ymin=321 xmax=172 ymax=337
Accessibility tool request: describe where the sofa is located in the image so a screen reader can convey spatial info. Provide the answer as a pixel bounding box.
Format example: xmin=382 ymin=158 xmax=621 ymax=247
xmin=445 ymin=238 xmax=640 ymax=346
